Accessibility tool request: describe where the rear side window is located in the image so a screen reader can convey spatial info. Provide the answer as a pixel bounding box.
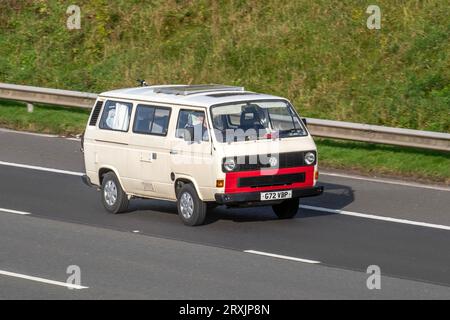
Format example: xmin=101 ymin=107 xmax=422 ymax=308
xmin=99 ymin=100 xmax=132 ymax=132
xmin=133 ymin=105 xmax=170 ymax=136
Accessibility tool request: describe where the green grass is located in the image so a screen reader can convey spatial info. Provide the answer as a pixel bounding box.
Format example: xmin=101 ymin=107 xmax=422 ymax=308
xmin=317 ymin=139 xmax=450 ymax=184
xmin=1 ymin=100 xmax=448 ymax=184
xmin=0 ymin=100 xmax=89 ymax=136
xmin=0 ymin=1 xmax=449 ymax=132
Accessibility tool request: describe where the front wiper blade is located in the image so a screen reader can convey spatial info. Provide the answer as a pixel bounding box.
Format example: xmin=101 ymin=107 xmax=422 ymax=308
xmin=284 ymin=128 xmax=303 ymax=134
xmin=278 ymin=128 xmax=305 ymax=137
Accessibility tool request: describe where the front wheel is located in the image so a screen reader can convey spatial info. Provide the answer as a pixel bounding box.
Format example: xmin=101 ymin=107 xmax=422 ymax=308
xmin=272 ymin=198 xmax=300 ymax=219
xmin=177 ymin=184 xmax=207 ymax=226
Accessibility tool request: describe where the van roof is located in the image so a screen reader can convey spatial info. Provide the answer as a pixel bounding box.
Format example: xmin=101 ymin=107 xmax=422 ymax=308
xmin=99 ymin=84 xmax=287 ymax=107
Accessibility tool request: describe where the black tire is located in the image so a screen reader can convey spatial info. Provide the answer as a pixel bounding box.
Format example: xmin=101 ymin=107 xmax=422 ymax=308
xmin=177 ymin=184 xmax=207 ymax=226
xmin=207 ymin=202 xmax=218 ymax=211
xmin=272 ymin=198 xmax=300 ymax=219
xmin=101 ymin=172 xmax=129 ymax=214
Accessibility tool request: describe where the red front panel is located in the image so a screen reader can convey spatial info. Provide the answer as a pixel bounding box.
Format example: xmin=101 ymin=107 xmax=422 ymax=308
xmin=225 ymin=166 xmax=315 ymax=194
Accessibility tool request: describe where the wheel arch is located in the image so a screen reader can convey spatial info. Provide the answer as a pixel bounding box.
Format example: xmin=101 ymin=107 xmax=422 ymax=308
xmin=98 ymin=166 xmax=127 ymax=193
xmin=174 ymin=175 xmax=205 ymax=200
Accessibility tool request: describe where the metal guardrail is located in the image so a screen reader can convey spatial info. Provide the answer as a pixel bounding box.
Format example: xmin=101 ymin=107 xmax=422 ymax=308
xmin=0 ymin=82 xmax=449 ymax=152
xmin=0 ymin=83 xmax=97 ymax=109
xmin=306 ymin=118 xmax=450 ymax=152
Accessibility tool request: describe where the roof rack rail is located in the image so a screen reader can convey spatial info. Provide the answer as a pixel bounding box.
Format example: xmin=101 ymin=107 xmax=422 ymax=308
xmin=154 ymin=84 xmax=245 ymax=96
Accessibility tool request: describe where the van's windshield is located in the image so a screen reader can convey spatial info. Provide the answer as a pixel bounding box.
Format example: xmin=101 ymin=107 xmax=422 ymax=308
xmin=210 ymin=100 xmax=307 ymax=143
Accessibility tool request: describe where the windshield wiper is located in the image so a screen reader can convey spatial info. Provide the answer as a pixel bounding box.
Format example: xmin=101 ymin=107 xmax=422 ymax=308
xmin=280 ymin=128 xmax=304 ymax=136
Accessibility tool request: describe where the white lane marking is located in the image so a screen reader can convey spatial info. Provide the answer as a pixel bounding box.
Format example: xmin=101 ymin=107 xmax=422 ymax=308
xmin=0 ymin=161 xmax=83 ymax=177
xmin=320 ymin=171 xmax=450 ymax=192
xmin=244 ymin=250 xmax=321 ymax=264
xmin=300 ymin=205 xmax=450 ymax=231
xmin=0 ymin=270 xmax=88 ymax=289
xmin=0 ymin=208 xmax=31 ymax=215
xmin=0 ymin=127 xmax=81 ymax=142
xmin=0 ymin=127 xmax=59 ymax=138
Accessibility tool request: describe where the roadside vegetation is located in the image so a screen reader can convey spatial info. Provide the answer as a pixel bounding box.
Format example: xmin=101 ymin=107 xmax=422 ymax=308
xmin=1 ymin=100 xmax=448 ymax=184
xmin=0 ymin=100 xmax=88 ymax=136
xmin=317 ymin=139 xmax=450 ymax=184
xmin=0 ymin=0 xmax=448 ymax=132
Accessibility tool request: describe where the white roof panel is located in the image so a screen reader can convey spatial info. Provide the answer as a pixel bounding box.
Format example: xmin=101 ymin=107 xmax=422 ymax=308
xmin=99 ymin=85 xmax=287 ymax=107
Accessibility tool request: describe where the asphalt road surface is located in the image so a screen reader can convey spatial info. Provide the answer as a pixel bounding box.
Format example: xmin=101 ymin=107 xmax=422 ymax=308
xmin=0 ymin=128 xmax=449 ymax=299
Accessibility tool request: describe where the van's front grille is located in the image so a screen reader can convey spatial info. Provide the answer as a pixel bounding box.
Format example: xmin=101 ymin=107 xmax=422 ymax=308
xmin=222 ymin=151 xmax=315 ymax=172
xmin=238 ymin=173 xmax=305 ymax=188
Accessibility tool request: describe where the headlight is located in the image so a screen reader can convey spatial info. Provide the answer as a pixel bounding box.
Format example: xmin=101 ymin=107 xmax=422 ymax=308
xmin=304 ymin=152 xmax=316 ymax=165
xmin=223 ymin=158 xmax=236 ymax=171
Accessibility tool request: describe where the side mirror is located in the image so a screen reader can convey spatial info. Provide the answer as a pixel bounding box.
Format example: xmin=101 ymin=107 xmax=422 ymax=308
xmin=301 ymin=118 xmax=308 ymax=127
xmin=183 ymin=127 xmax=195 ymax=142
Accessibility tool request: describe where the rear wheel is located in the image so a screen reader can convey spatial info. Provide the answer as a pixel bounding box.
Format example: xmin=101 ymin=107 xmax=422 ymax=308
xmin=177 ymin=184 xmax=207 ymax=226
xmin=272 ymin=198 xmax=300 ymax=219
xmin=101 ymin=172 xmax=129 ymax=214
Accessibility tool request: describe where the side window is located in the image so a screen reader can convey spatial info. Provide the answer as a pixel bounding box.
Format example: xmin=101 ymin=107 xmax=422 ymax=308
xmin=176 ymin=110 xmax=209 ymax=142
xmin=133 ymin=104 xmax=170 ymax=136
xmin=99 ymin=100 xmax=132 ymax=132
xmin=134 ymin=105 xmax=155 ymax=134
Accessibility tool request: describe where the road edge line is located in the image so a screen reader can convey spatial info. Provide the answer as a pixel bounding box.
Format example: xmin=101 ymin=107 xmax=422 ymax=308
xmin=0 ymin=270 xmax=88 ymax=290
xmin=300 ymin=205 xmax=450 ymax=231
xmin=0 ymin=161 xmax=83 ymax=177
xmin=244 ymin=250 xmax=321 ymax=264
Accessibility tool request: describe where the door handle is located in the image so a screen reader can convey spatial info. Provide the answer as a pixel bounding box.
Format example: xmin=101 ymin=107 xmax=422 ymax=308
xmin=170 ymin=150 xmax=178 ymax=155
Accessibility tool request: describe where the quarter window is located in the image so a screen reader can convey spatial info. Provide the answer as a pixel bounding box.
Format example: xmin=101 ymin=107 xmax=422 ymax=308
xmin=99 ymin=100 xmax=132 ymax=132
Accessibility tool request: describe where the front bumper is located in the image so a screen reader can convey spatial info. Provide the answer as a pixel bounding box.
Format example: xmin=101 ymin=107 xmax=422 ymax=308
xmin=214 ymin=186 xmax=324 ymax=205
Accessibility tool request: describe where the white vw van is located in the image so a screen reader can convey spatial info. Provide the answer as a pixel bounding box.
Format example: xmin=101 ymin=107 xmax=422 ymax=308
xmin=82 ymin=84 xmax=323 ymax=226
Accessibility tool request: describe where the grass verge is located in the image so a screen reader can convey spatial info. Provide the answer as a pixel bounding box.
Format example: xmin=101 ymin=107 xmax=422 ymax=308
xmin=0 ymin=100 xmax=449 ymax=184
xmin=0 ymin=99 xmax=89 ymax=136
xmin=317 ymin=139 xmax=450 ymax=184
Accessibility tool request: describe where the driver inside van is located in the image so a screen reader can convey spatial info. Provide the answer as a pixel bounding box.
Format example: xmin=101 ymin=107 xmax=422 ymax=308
xmin=190 ymin=113 xmax=209 ymax=142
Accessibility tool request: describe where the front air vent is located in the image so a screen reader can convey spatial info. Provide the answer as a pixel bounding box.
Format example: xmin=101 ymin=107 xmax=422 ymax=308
xmin=89 ymin=100 xmax=104 ymax=126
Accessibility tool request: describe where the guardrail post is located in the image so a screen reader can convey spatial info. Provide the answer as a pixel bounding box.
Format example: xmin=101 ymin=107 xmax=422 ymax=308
xmin=26 ymin=102 xmax=34 ymax=113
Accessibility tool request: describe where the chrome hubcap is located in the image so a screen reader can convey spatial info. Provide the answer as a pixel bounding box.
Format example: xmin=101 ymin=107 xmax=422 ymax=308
xmin=104 ymin=180 xmax=118 ymax=206
xmin=180 ymin=192 xmax=194 ymax=219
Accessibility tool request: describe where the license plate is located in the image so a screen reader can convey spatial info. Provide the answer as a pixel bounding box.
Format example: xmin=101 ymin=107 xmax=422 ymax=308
xmin=260 ymin=190 xmax=292 ymax=201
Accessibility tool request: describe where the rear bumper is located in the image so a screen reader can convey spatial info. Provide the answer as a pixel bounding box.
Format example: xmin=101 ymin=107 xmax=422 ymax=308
xmin=215 ymin=186 xmax=324 ymax=205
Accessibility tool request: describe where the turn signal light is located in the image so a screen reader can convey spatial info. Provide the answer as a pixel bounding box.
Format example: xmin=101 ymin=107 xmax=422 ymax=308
xmin=216 ymin=179 xmax=225 ymax=188
xmin=315 ymin=171 xmax=319 ymax=180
